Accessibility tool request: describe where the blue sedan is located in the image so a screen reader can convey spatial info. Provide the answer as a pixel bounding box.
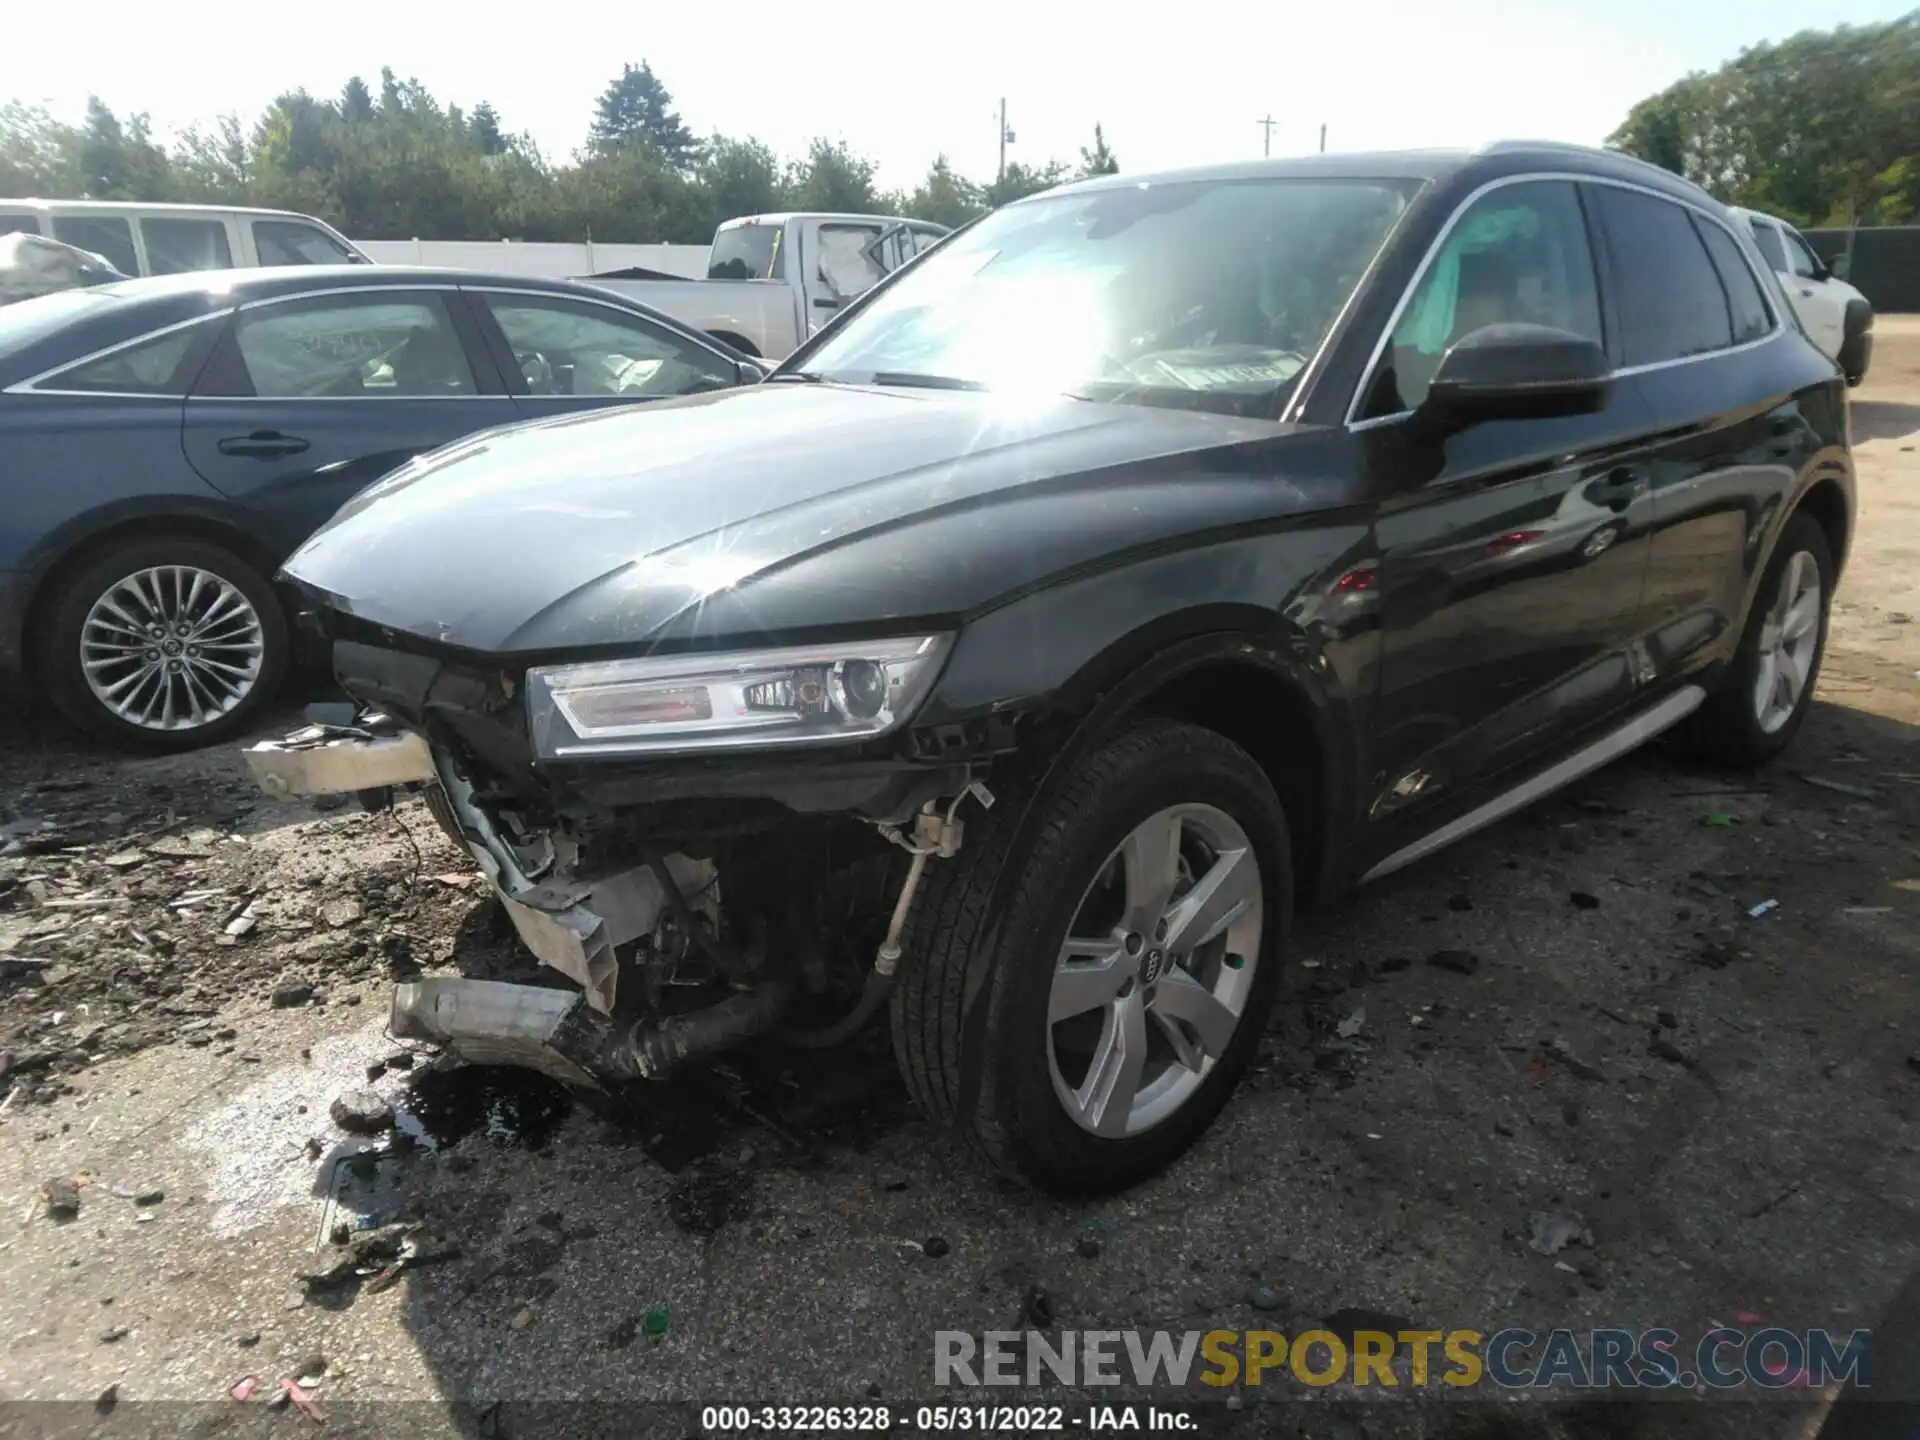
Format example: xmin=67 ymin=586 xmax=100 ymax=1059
xmin=0 ymin=266 xmax=765 ymax=751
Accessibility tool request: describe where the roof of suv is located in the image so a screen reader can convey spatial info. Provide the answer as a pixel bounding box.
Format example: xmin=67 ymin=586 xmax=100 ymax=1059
xmin=1047 ymin=139 xmax=1717 ymax=211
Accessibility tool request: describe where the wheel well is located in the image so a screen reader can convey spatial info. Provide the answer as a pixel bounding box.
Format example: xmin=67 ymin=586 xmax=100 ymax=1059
xmin=706 ymin=330 xmax=761 ymax=357
xmin=1133 ymin=661 xmax=1330 ymax=904
xmin=21 ymin=517 xmax=279 ymax=674
xmin=1795 ymin=478 xmax=1850 ymax=574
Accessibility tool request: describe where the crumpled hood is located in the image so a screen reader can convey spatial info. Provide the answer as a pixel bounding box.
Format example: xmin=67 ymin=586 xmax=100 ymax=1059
xmin=283 ymin=381 xmax=1298 ymax=655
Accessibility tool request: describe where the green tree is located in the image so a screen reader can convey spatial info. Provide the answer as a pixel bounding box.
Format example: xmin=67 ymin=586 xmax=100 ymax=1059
xmin=340 ymin=76 xmax=375 ymax=124
xmin=1079 ymin=123 xmax=1118 ymax=177
xmin=906 ymin=154 xmax=983 ymax=227
xmin=787 ymin=138 xmax=877 ymax=213
xmin=1609 ymin=14 xmax=1920 ymax=225
xmin=469 ymin=102 xmax=507 ymax=155
xmin=587 ymin=62 xmax=696 ymax=166
xmin=698 ymin=134 xmax=787 ymax=227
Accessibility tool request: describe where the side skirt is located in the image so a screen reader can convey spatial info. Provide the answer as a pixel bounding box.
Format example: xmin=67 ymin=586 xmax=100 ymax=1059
xmin=1359 ymin=684 xmax=1706 ymax=885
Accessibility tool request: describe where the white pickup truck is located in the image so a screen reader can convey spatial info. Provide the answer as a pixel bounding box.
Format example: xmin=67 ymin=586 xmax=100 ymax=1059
xmin=582 ymin=212 xmax=951 ymax=359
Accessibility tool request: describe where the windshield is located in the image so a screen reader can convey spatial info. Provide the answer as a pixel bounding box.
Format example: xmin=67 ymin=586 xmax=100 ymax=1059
xmin=708 ymin=224 xmax=782 ymax=280
xmin=795 ymin=177 xmax=1414 ymax=415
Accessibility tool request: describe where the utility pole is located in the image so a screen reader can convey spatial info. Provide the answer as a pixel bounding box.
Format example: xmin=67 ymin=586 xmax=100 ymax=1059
xmin=1318 ymin=122 xmax=1327 ymax=153
xmin=1257 ymin=114 xmax=1277 ymax=157
xmin=998 ymin=99 xmax=1016 ymax=182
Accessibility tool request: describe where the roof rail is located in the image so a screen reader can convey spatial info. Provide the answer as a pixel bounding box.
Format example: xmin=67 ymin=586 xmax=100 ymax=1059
xmin=1477 ymin=139 xmax=1715 ymax=198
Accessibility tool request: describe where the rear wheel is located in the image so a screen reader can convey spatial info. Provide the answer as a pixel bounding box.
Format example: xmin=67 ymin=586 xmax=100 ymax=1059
xmin=891 ymin=718 xmax=1290 ymax=1195
xmin=1683 ymin=513 xmax=1832 ymax=768
xmin=40 ymin=536 xmax=288 ymax=753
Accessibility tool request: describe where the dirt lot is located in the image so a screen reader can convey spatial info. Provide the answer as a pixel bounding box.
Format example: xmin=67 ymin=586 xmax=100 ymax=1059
xmin=1 ymin=326 xmax=1917 ymax=1439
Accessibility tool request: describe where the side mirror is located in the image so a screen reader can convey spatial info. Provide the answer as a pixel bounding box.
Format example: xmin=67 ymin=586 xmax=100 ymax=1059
xmin=736 ymin=357 xmax=770 ymax=385
xmin=1416 ymin=323 xmax=1611 ymax=433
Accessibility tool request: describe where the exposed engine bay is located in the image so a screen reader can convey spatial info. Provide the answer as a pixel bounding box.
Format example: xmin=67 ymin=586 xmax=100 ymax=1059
xmin=247 ymin=706 xmax=986 ymax=1090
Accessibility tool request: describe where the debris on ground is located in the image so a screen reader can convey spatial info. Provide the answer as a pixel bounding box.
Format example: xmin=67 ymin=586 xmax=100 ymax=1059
xmin=271 ymin=982 xmax=314 ymax=1008
xmin=1336 ymin=1007 xmax=1366 ymax=1038
xmin=1248 ymin=1282 xmax=1283 ymax=1311
xmin=97 ymin=1324 xmax=128 ymax=1343
xmin=1075 ymin=1235 xmax=1102 ymax=1259
xmin=922 ymin=1235 xmax=951 ymax=1259
xmin=1426 ymin=949 xmax=1479 ymax=976
xmin=1543 ymin=1036 xmax=1605 ymax=1081
xmin=41 ymin=1175 xmax=81 ymax=1219
xmin=1649 ymin=1033 xmax=1697 ymax=1068
xmin=510 ymin=1305 xmax=535 ymax=1331
xmin=1322 ymin=1307 xmax=1414 ymax=1345
xmin=1700 ymin=812 xmax=1739 ymax=828
xmin=1749 ymin=898 xmax=1781 ymax=919
xmin=643 ymin=1303 xmax=671 ymax=1342
xmin=230 ymin=1375 xmax=260 ymax=1403
xmin=1797 ymin=774 xmax=1880 ymax=801
xmin=1568 ymin=891 xmax=1601 ymax=910
xmin=329 ymin=1088 xmax=393 ymax=1134
xmin=1528 ymin=1211 xmax=1594 ymax=1256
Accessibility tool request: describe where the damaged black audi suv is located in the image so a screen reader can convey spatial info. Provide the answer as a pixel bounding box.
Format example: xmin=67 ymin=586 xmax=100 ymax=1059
xmin=249 ymin=141 xmax=1853 ymax=1194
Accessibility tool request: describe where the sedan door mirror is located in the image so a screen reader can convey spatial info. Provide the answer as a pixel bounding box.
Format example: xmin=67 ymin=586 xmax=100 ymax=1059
xmin=1417 ymin=323 xmax=1612 ymax=432
xmin=736 ymin=357 xmax=770 ymax=384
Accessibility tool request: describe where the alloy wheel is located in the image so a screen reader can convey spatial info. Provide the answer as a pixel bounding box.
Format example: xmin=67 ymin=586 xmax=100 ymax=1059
xmin=80 ymin=565 xmax=266 ymax=732
xmin=1046 ymin=803 xmax=1263 ymax=1138
xmin=1752 ymin=549 xmax=1821 ymax=735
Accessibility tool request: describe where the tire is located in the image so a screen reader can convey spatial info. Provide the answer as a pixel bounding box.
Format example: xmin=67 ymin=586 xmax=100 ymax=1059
xmin=891 ymin=718 xmax=1291 ymax=1195
xmin=40 ymin=536 xmax=289 ymax=753
xmin=1682 ymin=512 xmax=1833 ymax=768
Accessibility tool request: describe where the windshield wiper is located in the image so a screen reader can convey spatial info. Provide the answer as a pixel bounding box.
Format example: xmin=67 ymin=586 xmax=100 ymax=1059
xmin=766 ymin=370 xmax=829 ymax=383
xmin=867 ymin=372 xmax=989 ymax=391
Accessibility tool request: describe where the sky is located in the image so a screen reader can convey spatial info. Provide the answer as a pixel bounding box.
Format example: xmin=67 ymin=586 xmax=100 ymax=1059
xmin=3 ymin=0 xmax=1914 ymax=193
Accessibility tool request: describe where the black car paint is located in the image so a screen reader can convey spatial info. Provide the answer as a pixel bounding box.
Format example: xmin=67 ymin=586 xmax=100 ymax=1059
xmin=0 ymin=266 xmax=758 ymax=684
xmin=281 ymin=145 xmax=1855 ymax=901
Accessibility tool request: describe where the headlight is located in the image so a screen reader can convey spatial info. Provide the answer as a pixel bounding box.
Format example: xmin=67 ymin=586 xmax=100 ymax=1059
xmin=525 ymin=635 xmax=952 ymax=760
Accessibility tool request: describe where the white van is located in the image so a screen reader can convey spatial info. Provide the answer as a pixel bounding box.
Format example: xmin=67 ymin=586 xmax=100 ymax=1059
xmin=0 ymin=200 xmax=370 ymax=279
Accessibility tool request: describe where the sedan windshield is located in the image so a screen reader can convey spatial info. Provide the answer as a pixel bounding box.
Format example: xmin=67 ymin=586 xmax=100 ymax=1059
xmin=796 ymin=176 xmax=1414 ymax=415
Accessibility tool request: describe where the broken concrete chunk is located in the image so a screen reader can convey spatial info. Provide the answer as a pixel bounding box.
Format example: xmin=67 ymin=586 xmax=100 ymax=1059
xmin=271 ymin=982 xmax=315 ymax=1009
xmin=329 ymin=1089 xmax=393 ymax=1134
xmin=320 ymin=899 xmax=366 ymax=930
xmin=1528 ymin=1210 xmax=1593 ymax=1256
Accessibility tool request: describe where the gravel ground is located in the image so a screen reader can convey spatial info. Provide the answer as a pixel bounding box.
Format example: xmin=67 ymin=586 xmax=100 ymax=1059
xmin=1 ymin=323 xmax=1917 ymax=1440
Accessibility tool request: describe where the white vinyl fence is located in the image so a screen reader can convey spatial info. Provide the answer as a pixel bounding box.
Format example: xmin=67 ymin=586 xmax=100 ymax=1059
xmin=352 ymin=238 xmax=711 ymax=280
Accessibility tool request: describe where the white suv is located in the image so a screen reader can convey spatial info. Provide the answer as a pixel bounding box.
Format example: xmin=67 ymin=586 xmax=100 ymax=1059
xmin=1730 ymin=206 xmax=1873 ymax=386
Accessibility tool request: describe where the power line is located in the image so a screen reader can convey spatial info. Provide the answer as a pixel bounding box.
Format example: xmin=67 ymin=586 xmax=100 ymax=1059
xmin=1257 ymin=114 xmax=1277 ymax=157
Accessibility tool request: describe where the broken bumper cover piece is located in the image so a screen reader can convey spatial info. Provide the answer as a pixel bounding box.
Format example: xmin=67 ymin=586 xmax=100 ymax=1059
xmin=245 ymin=729 xmax=435 ymax=800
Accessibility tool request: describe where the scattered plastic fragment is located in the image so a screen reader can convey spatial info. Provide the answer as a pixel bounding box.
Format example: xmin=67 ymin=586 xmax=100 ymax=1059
xmin=1528 ymin=1211 xmax=1593 ymax=1256
xmin=1336 ymin=1008 xmax=1366 ymax=1039
xmin=1798 ymin=774 xmax=1879 ymax=801
xmin=643 ymin=1303 xmax=671 ymax=1342
xmin=1701 ymin=812 xmax=1738 ymax=828
xmin=1749 ymin=898 xmax=1780 ymax=918
xmin=229 ymin=1375 xmax=260 ymax=1403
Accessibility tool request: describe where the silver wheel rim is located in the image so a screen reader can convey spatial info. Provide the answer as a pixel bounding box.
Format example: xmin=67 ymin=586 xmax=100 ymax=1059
xmin=80 ymin=566 xmax=264 ymax=731
xmin=1046 ymin=803 xmax=1263 ymax=1138
xmin=1752 ymin=549 xmax=1821 ymax=735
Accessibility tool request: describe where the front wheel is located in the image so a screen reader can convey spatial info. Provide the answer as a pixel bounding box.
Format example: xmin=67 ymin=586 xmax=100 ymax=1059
xmin=892 ymin=719 xmax=1291 ymax=1195
xmin=40 ymin=536 xmax=289 ymax=753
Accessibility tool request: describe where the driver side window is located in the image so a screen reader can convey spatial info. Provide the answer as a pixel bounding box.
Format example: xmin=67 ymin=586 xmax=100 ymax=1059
xmin=1367 ymin=180 xmax=1602 ymax=417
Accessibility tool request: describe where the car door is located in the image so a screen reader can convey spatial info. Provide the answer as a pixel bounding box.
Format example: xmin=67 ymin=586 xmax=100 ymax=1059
xmin=180 ymin=287 xmax=517 ymax=554
xmin=1774 ymin=222 xmax=1850 ymax=361
xmin=1593 ymin=187 xmax=1818 ymax=689
xmin=1352 ymin=178 xmax=1659 ymax=847
xmin=1747 ymin=216 xmax=1845 ymax=360
xmin=463 ymin=287 xmax=745 ymax=417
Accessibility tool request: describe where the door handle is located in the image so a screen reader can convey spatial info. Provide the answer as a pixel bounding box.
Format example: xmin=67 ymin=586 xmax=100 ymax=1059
xmin=216 ymin=430 xmax=311 ymax=459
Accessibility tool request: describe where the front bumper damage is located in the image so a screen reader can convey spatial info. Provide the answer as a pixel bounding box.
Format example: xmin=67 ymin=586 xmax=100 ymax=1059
xmin=244 ymin=711 xmax=974 ymax=1087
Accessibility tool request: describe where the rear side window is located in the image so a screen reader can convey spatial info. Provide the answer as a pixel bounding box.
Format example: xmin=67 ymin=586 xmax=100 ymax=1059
xmin=0 ymin=212 xmax=39 ymax=237
xmin=1693 ymin=219 xmax=1774 ymax=345
xmin=1779 ymin=226 xmax=1822 ymax=279
xmin=50 ymin=216 xmax=138 ymax=276
xmin=38 ymin=324 xmax=206 ymax=395
xmin=1590 ymin=187 xmax=1732 ymax=367
xmin=708 ymin=225 xmax=782 ymax=280
xmin=212 ymin=292 xmax=477 ymax=398
xmin=141 ymin=217 xmax=233 ymax=275
xmin=1748 ymin=218 xmax=1788 ymax=271
xmin=253 ymin=220 xmax=359 ymax=266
